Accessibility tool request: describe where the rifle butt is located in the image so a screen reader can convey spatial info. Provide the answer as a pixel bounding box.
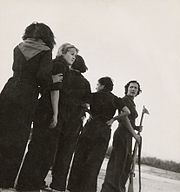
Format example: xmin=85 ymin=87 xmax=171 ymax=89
xmin=128 ymin=176 xmax=134 ymax=192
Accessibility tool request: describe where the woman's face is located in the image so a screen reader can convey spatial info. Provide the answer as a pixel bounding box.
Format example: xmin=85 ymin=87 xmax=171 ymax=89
xmin=96 ymin=82 xmax=104 ymax=92
xmin=127 ymin=82 xmax=139 ymax=97
xmin=63 ymin=48 xmax=77 ymax=65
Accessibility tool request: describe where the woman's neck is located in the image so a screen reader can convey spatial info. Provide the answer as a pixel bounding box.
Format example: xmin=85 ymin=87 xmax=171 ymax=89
xmin=127 ymin=95 xmax=135 ymax=100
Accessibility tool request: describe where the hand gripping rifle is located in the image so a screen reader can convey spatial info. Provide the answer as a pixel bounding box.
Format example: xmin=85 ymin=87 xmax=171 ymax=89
xmin=128 ymin=106 xmax=149 ymax=192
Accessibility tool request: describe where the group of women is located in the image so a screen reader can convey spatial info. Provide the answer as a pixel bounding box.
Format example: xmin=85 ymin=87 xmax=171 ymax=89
xmin=0 ymin=22 xmax=142 ymax=192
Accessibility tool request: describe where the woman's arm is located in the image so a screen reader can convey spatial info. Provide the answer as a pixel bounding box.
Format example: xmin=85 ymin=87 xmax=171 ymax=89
xmin=49 ymin=90 xmax=59 ymax=128
xmin=49 ymin=73 xmax=63 ymax=128
xmin=106 ymin=106 xmax=130 ymax=126
xmin=106 ymin=106 xmax=140 ymax=143
xmin=122 ymin=116 xmax=141 ymax=143
xmin=49 ymin=60 xmax=64 ymax=128
xmin=113 ymin=106 xmax=130 ymax=120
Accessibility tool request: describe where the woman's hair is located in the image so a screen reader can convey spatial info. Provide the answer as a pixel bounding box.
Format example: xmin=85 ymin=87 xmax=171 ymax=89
xmin=56 ymin=43 xmax=79 ymax=57
xmin=98 ymin=77 xmax=114 ymax=92
xmin=22 ymin=22 xmax=56 ymax=50
xmin=124 ymin=80 xmax=142 ymax=96
xmin=71 ymin=55 xmax=88 ymax=73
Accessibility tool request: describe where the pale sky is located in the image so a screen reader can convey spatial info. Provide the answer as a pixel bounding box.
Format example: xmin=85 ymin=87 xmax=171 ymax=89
xmin=0 ymin=0 xmax=180 ymax=162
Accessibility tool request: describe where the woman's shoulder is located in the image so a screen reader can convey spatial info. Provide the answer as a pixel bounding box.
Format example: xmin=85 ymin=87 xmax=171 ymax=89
xmin=93 ymin=91 xmax=114 ymax=101
xmin=52 ymin=56 xmax=68 ymax=68
xmin=52 ymin=56 xmax=64 ymax=64
xmin=79 ymin=73 xmax=90 ymax=84
xmin=122 ymin=95 xmax=130 ymax=103
xmin=52 ymin=56 xmax=69 ymax=74
xmin=122 ymin=95 xmax=136 ymax=110
xmin=13 ymin=44 xmax=52 ymax=61
xmin=16 ymin=40 xmax=51 ymax=60
xmin=108 ymin=92 xmax=120 ymax=101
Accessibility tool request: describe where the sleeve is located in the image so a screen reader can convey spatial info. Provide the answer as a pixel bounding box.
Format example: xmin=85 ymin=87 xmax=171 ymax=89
xmin=50 ymin=60 xmax=66 ymax=91
xmin=81 ymin=80 xmax=91 ymax=104
xmin=12 ymin=47 xmax=18 ymax=72
xmin=52 ymin=60 xmax=66 ymax=75
xmin=114 ymin=97 xmax=126 ymax=111
xmin=36 ymin=50 xmax=53 ymax=90
xmin=63 ymin=76 xmax=92 ymax=104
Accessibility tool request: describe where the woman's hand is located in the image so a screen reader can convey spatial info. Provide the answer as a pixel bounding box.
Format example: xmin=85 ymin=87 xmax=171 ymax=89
xmin=134 ymin=134 xmax=141 ymax=144
xmin=135 ymin=125 xmax=143 ymax=132
xmin=52 ymin=73 xmax=63 ymax=83
xmin=49 ymin=115 xmax=58 ymax=129
xmin=106 ymin=118 xmax=115 ymax=126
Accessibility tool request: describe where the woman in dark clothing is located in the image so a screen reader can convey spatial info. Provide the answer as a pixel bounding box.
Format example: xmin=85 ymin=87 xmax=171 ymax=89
xmin=0 ymin=22 xmax=56 ymax=189
xmin=49 ymin=55 xmax=91 ymax=192
xmin=100 ymin=80 xmax=142 ymax=192
xmin=67 ymin=77 xmax=139 ymax=192
xmin=16 ymin=44 xmax=79 ymax=191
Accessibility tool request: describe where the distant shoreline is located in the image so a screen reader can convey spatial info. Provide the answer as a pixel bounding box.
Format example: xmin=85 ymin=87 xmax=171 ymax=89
xmin=106 ymin=147 xmax=180 ymax=173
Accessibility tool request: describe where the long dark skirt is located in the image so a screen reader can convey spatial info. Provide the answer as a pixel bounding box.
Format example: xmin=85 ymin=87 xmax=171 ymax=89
xmin=101 ymin=128 xmax=132 ymax=192
xmin=0 ymin=79 xmax=38 ymax=188
xmin=67 ymin=119 xmax=111 ymax=192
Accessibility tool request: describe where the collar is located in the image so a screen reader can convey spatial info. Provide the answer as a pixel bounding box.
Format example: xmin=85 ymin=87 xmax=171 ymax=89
xmin=18 ymin=38 xmax=50 ymax=60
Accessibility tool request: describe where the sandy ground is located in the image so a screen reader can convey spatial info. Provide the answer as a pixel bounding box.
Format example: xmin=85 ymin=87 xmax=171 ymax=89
xmin=97 ymin=158 xmax=180 ymax=192
xmin=44 ymin=158 xmax=180 ymax=192
xmin=1 ymin=158 xmax=180 ymax=192
xmin=43 ymin=158 xmax=180 ymax=192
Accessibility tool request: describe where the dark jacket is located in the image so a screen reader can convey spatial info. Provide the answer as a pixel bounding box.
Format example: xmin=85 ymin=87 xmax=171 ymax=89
xmin=118 ymin=95 xmax=138 ymax=134
xmin=81 ymin=90 xmax=125 ymax=140
xmin=60 ymin=69 xmax=91 ymax=122
xmin=36 ymin=56 xmax=70 ymax=115
xmin=0 ymin=43 xmax=52 ymax=116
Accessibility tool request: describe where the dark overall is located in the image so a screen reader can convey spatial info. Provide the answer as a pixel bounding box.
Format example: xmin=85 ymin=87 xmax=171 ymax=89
xmin=0 ymin=43 xmax=52 ymax=188
xmin=67 ymin=91 xmax=125 ymax=192
xmin=101 ymin=95 xmax=138 ymax=192
xmin=16 ymin=56 xmax=69 ymax=191
xmin=50 ymin=69 xmax=91 ymax=191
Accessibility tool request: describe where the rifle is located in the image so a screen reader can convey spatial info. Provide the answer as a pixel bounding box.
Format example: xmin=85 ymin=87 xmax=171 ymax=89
xmin=128 ymin=106 xmax=149 ymax=192
xmin=13 ymin=128 xmax=33 ymax=188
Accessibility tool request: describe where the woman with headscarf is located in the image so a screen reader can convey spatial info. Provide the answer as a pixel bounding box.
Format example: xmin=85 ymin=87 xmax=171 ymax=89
xmin=0 ymin=22 xmax=56 ymax=189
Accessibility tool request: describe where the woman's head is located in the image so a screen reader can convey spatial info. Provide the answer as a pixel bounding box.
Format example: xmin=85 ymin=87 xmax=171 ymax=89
xmin=57 ymin=43 xmax=79 ymax=65
xmin=96 ymin=77 xmax=114 ymax=92
xmin=71 ymin=55 xmax=88 ymax=73
xmin=22 ymin=22 xmax=56 ymax=50
xmin=124 ymin=80 xmax=142 ymax=97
